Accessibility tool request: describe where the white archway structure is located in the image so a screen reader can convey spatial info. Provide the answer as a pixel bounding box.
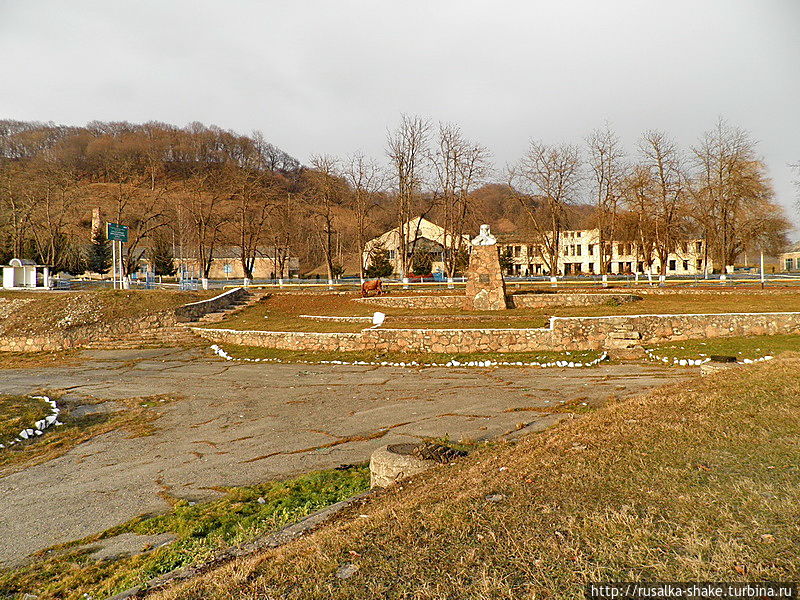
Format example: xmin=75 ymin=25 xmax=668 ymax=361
xmin=2 ymin=258 xmax=51 ymax=289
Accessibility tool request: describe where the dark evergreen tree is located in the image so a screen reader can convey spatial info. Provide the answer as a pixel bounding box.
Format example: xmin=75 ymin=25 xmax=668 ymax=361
xmin=87 ymin=229 xmax=111 ymax=274
xmin=411 ymin=252 xmax=433 ymax=276
xmin=365 ymin=248 xmax=394 ymax=278
xmin=151 ymin=234 xmax=176 ymax=276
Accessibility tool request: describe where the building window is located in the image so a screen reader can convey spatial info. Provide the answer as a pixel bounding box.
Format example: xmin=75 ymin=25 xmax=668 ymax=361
xmin=588 ymin=244 xmax=594 ymax=256
xmin=388 ymin=250 xmax=396 ymax=259
xmin=787 ymin=258 xmax=794 ymax=271
xmin=683 ymin=260 xmax=689 ymax=271
xmin=696 ymin=241 xmax=703 ymax=253
xmin=682 ymin=242 xmax=689 ymax=254
xmin=697 ymin=259 xmax=703 ymax=270
xmin=668 ymin=259 xmax=676 ymax=271
xmin=576 ymin=245 xmax=581 ymax=256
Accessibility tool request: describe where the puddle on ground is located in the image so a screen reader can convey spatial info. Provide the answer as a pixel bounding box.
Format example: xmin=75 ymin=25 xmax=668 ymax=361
xmin=70 ymin=401 xmax=122 ymax=419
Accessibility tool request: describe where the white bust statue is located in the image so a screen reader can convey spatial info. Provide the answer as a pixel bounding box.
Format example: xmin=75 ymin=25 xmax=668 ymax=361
xmin=471 ymin=224 xmax=497 ymax=246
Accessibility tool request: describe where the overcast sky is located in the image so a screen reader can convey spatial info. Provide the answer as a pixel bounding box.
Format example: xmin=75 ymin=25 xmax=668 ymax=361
xmin=1 ymin=0 xmax=798 ymax=226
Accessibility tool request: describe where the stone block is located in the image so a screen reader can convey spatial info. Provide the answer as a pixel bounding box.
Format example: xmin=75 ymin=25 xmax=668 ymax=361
xmin=463 ymin=245 xmax=507 ymax=311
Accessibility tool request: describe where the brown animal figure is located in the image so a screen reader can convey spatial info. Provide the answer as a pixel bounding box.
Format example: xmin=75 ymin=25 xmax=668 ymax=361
xmin=361 ymin=279 xmax=384 ymax=297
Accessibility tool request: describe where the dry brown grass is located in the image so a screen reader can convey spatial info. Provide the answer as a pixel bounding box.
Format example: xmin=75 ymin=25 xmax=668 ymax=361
xmin=0 ymin=395 xmax=51 ymax=441
xmin=148 ymin=356 xmax=800 ymax=599
xmin=0 ymin=289 xmax=214 ymax=336
xmin=0 ymin=350 xmax=81 ymax=370
xmin=0 ymin=394 xmax=182 ymax=477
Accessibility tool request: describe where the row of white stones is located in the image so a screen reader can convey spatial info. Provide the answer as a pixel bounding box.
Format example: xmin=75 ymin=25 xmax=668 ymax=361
xmin=209 ymin=345 xmax=608 ymax=369
xmin=644 ymin=348 xmax=775 ymax=366
xmin=0 ymin=395 xmax=62 ymax=449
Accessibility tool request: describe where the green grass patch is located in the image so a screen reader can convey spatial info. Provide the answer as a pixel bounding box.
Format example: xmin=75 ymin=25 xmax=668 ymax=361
xmin=0 ymin=395 xmax=50 ymax=442
xmin=0 ymin=466 xmax=370 ymax=600
xmin=647 ymin=334 xmax=800 ymax=360
xmin=215 ymin=343 xmax=603 ymax=366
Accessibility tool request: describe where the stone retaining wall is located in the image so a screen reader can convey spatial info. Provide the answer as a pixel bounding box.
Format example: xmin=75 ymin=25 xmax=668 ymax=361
xmin=356 ymin=295 xmax=462 ymax=309
xmin=0 ymin=291 xmax=240 ymax=353
xmin=174 ymin=287 xmax=249 ymax=322
xmin=0 ymin=312 xmax=178 ymax=352
xmin=358 ymin=292 xmax=641 ymax=310
xmin=554 ymin=312 xmax=800 ymax=349
xmin=510 ymin=292 xmax=641 ymax=309
xmin=193 ymin=328 xmax=364 ymax=352
xmin=196 ymin=311 xmax=800 ymax=354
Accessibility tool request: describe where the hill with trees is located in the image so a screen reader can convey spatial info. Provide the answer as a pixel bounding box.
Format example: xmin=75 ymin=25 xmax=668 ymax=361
xmin=0 ymin=117 xmax=790 ymax=279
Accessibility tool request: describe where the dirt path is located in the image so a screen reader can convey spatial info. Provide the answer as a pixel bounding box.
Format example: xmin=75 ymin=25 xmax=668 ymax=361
xmin=0 ymin=348 xmax=687 ymax=566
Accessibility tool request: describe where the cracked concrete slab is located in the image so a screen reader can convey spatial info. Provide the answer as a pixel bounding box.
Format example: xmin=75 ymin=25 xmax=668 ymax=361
xmin=0 ymin=347 xmax=687 ymax=566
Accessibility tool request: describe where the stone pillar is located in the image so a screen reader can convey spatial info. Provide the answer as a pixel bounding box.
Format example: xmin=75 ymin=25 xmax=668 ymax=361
xmin=463 ymin=225 xmax=507 ymax=311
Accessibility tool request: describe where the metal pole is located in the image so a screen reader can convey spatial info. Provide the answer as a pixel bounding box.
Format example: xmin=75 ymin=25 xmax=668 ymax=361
xmin=760 ymin=249 xmax=765 ymax=288
xmin=111 ymin=239 xmax=117 ymax=289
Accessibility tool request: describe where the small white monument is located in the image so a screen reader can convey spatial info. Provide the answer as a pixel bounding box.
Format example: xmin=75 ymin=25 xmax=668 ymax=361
xmin=2 ymin=258 xmax=51 ymax=290
xmin=471 ymin=223 xmax=497 ymax=246
xmin=464 ymin=225 xmax=507 ymax=310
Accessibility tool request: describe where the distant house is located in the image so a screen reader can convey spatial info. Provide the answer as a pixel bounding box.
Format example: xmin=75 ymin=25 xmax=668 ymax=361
xmin=362 ymin=217 xmax=471 ymax=277
xmin=778 ymin=242 xmax=800 ymax=272
xmin=167 ymin=247 xmax=300 ymax=279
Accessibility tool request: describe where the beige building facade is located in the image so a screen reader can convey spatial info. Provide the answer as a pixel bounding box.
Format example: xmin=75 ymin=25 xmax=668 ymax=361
xmin=499 ymin=229 xmax=710 ymax=276
xmin=363 ymin=217 xmax=470 ymax=277
xmin=171 ymin=248 xmax=299 ymax=279
xmin=778 ymin=243 xmax=800 ymax=272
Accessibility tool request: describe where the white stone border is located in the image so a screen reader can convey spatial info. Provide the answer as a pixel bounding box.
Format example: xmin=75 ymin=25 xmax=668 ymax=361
xmin=0 ymin=395 xmax=62 ymax=449
xmin=298 ymin=314 xmax=373 ymax=322
xmin=209 ymin=344 xmax=608 ymax=369
xmin=643 ymin=347 xmax=775 ymax=367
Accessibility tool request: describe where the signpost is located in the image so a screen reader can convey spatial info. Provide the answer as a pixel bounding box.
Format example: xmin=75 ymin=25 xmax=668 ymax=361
xmin=106 ymin=223 xmax=129 ymax=243
xmin=107 ymin=223 xmax=129 ymax=289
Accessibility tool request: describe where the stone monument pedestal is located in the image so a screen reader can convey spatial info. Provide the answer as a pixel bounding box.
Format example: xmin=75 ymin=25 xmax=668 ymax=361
xmin=463 ymin=244 xmax=507 ymax=311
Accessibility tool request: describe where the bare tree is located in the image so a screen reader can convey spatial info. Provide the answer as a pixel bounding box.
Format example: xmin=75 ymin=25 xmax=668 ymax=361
xmin=268 ymin=192 xmax=295 ymax=280
xmin=229 ymin=169 xmax=276 ymax=279
xmin=305 ymin=155 xmax=345 ymax=282
xmin=622 ymin=164 xmax=659 ymax=274
xmin=386 ymin=115 xmax=430 ymax=277
xmin=182 ymin=166 xmax=232 ymax=279
xmin=586 ymin=125 xmax=626 ymax=275
xmin=25 ymin=161 xmax=82 ymax=270
xmin=509 ymin=141 xmax=582 ymax=275
xmin=0 ymin=162 xmax=37 ymax=259
xmin=430 ymin=122 xmax=491 ymax=277
xmin=638 ymin=130 xmax=686 ymax=276
xmin=692 ymin=119 xmax=783 ymax=269
xmin=342 ymin=151 xmax=384 ymax=281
